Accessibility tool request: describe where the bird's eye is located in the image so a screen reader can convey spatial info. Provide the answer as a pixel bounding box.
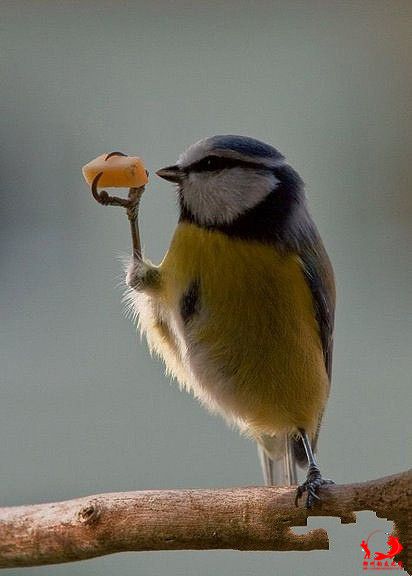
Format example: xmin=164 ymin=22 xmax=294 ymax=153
xmin=192 ymin=156 xmax=227 ymax=172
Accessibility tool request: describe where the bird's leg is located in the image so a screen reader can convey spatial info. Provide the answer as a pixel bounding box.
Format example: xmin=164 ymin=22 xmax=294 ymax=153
xmin=89 ymin=161 xmax=159 ymax=291
xmin=91 ymin=168 xmax=145 ymax=259
xmin=126 ymin=186 xmax=144 ymax=261
xmin=295 ymin=428 xmax=334 ymax=508
xmin=124 ymin=186 xmax=160 ymax=291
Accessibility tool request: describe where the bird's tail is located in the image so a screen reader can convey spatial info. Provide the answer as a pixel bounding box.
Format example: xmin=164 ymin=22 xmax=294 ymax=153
xmin=257 ymin=435 xmax=299 ymax=486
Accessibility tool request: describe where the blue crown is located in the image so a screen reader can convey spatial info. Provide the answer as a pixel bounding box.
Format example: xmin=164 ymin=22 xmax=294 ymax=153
xmin=209 ymin=135 xmax=284 ymax=161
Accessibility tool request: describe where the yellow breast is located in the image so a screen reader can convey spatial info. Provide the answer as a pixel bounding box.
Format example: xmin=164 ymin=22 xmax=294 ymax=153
xmin=156 ymin=222 xmax=329 ymax=438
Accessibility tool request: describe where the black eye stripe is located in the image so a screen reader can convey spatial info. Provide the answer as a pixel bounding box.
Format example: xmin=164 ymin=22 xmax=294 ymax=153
xmin=186 ymin=155 xmax=271 ymax=173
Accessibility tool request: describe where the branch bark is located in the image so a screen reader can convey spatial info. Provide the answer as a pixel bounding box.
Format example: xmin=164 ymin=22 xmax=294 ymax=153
xmin=0 ymin=470 xmax=410 ymax=572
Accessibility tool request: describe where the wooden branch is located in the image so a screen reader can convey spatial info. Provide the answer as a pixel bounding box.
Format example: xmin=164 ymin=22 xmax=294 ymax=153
xmin=0 ymin=470 xmax=410 ymax=572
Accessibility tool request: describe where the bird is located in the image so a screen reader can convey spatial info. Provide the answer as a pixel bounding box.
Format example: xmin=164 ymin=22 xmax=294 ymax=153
xmin=124 ymin=135 xmax=335 ymax=507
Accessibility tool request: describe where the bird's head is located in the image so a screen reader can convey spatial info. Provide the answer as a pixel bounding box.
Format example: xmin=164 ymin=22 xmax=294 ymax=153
xmin=156 ymin=135 xmax=306 ymax=241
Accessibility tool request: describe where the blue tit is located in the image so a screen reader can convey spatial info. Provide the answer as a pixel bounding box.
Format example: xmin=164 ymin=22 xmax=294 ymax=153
xmin=125 ymin=135 xmax=335 ymax=507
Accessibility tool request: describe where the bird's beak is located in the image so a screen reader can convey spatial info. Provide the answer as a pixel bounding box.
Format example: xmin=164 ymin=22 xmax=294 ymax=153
xmin=156 ymin=165 xmax=184 ymax=184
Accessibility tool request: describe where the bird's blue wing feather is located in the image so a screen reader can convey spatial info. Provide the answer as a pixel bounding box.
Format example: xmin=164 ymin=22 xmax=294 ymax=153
xmin=299 ymin=238 xmax=335 ymax=380
xmin=293 ymin=224 xmax=335 ymax=463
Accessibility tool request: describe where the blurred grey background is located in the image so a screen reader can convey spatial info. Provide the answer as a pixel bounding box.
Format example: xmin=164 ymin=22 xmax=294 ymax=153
xmin=1 ymin=1 xmax=411 ymax=575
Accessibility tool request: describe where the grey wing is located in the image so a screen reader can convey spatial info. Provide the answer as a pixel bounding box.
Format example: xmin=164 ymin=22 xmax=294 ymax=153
xmin=293 ymin=226 xmax=336 ymax=464
xmin=300 ymin=234 xmax=335 ymax=381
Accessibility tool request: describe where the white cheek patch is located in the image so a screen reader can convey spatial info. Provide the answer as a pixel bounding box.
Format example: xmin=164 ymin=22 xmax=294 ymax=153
xmin=183 ymin=168 xmax=279 ymax=226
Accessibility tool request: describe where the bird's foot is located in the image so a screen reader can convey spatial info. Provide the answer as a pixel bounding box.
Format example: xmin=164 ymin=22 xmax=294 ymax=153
xmin=89 ymin=152 xmax=146 ymax=258
xmin=295 ymin=465 xmax=334 ymax=509
xmin=91 ymin=173 xmax=144 ymax=213
xmin=90 ymin=151 xmax=146 ymax=215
